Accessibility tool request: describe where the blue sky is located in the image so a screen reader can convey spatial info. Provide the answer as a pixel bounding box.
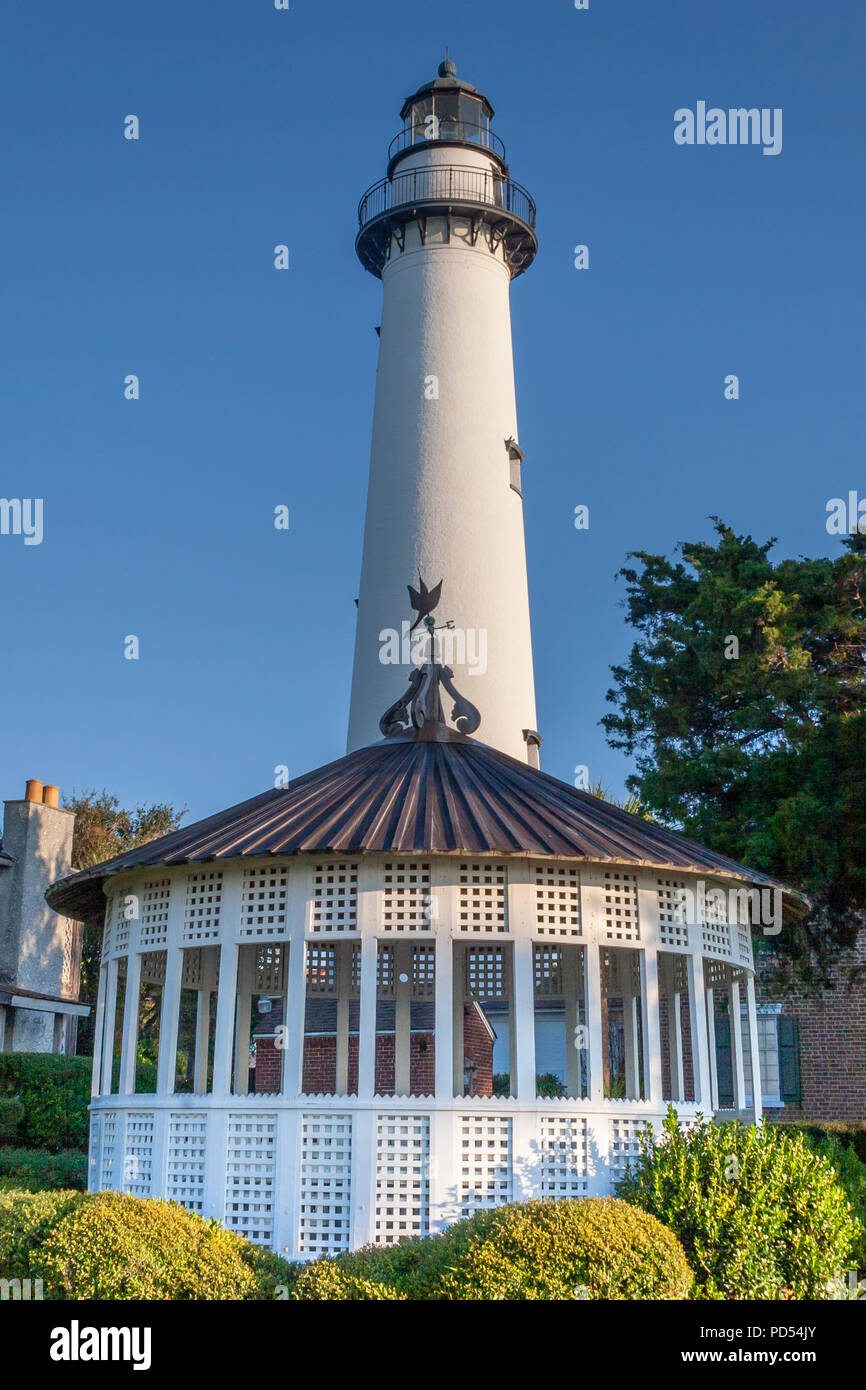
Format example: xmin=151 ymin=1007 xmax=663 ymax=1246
xmin=2 ymin=0 xmax=863 ymax=828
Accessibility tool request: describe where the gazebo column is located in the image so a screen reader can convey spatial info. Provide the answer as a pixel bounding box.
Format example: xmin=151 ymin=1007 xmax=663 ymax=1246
xmin=452 ymin=942 xmax=465 ymax=1095
xmin=705 ymin=982 xmax=719 ymax=1111
xmin=745 ymin=973 xmax=762 ymax=1122
xmin=156 ymin=946 xmax=183 ymax=1096
xmin=730 ymin=974 xmax=747 ymax=1115
xmin=642 ymin=943 xmax=664 ymax=1107
xmin=100 ymin=957 xmax=118 ymax=1097
xmin=90 ymin=963 xmax=108 ymax=1098
xmin=232 ymin=947 xmax=254 ymax=1096
xmin=211 ymin=943 xmax=237 ymax=1095
xmin=119 ymin=950 xmax=142 ymax=1096
xmin=434 ymin=930 xmax=453 ymax=1098
xmin=283 ymin=934 xmax=306 ymax=1097
xmin=357 ymin=935 xmax=377 ymax=1098
xmin=512 ymin=936 xmax=535 ymax=1100
xmin=687 ymin=935 xmax=713 ymax=1108
xmin=584 ymin=936 xmax=604 ymax=1104
xmin=622 ymin=953 xmax=639 ymax=1100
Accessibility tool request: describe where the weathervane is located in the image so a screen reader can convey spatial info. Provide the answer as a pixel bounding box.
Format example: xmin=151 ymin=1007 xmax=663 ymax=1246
xmin=379 ymin=576 xmax=481 ymax=737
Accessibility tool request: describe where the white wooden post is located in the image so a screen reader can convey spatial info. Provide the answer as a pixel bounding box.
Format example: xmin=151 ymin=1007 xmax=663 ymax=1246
xmin=233 ymin=945 xmax=253 ymax=1096
xmin=705 ymin=986 xmax=719 ymax=1112
xmin=349 ymin=1108 xmax=377 ymax=1248
xmin=642 ymin=944 xmax=663 ymax=1108
xmin=434 ymin=927 xmax=454 ymax=1099
xmin=730 ymin=976 xmax=747 ymax=1114
xmin=357 ymin=934 xmax=378 ymax=1099
xmin=212 ymin=942 xmax=238 ymax=1096
xmin=512 ymin=935 xmax=536 ymax=1100
xmin=745 ymin=973 xmax=762 ymax=1123
xmin=428 ymin=1109 xmax=457 ymax=1233
xmin=119 ymin=948 xmax=142 ymax=1097
xmin=452 ymin=941 xmax=465 ymax=1096
xmin=581 ymin=868 xmax=606 ymax=1104
xmin=90 ymin=963 xmax=108 ymax=1097
xmin=687 ymin=936 xmax=713 ymax=1110
xmin=393 ymin=941 xmax=412 ymax=1095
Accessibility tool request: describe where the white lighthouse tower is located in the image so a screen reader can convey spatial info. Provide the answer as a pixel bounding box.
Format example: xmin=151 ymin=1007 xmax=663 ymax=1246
xmin=348 ymin=59 xmax=540 ymax=763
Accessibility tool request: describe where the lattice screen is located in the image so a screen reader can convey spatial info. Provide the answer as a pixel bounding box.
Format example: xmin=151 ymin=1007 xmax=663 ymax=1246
xmin=701 ymin=884 xmax=732 ymax=957
xmin=602 ymin=870 xmax=640 ymax=941
xmin=299 ymin=1115 xmax=353 ymax=1257
xmin=140 ymin=950 xmax=167 ymax=986
xmin=306 ymin=942 xmax=361 ymax=995
xmin=122 ymin=1113 xmax=154 ymax=1197
xmin=108 ymin=889 xmax=133 ymax=955
xmin=465 ymin=944 xmax=508 ymax=999
xmin=166 ymin=1113 xmax=208 ymax=1214
xmin=253 ymin=942 xmax=287 ymax=992
xmin=224 ymin=1115 xmax=277 ymax=1246
xmin=459 ymin=1115 xmax=512 ymax=1216
xmin=534 ymin=943 xmax=563 ymax=995
xmin=608 ymin=1117 xmax=648 ymax=1183
xmin=183 ymin=871 xmax=223 ymax=942
xmin=182 ymin=948 xmax=203 ymax=988
xmin=374 ymin=1114 xmax=430 ymax=1245
xmin=412 ymin=944 xmax=435 ymax=997
xmin=310 ymin=863 xmax=358 ymax=932
xmin=241 ymin=865 xmax=289 ymax=938
xmin=534 ymin=863 xmax=581 ymax=936
xmin=139 ymin=878 xmax=171 ymax=948
xmin=736 ymin=921 xmax=753 ymax=966
xmin=657 ymin=877 xmax=690 ymax=948
xmin=88 ymin=1114 xmax=101 ymax=1190
xmin=538 ymin=1115 xmax=589 ymax=1197
xmin=458 ymin=863 xmax=507 ymax=932
xmin=382 ymin=861 xmax=432 ymax=930
xmin=99 ymin=1111 xmax=119 ymax=1189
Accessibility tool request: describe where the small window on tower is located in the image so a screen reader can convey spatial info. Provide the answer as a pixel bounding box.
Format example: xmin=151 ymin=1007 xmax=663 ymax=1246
xmin=505 ymin=437 xmax=524 ymax=497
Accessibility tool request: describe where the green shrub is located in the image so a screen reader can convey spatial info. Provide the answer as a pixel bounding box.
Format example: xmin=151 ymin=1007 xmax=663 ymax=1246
xmin=291 ymin=1197 xmax=692 ymax=1300
xmin=0 ymin=1055 xmax=90 ymax=1152
xmin=618 ymin=1108 xmax=861 ymax=1300
xmin=0 ymin=1097 xmax=23 ymax=1142
xmin=0 ymin=1189 xmax=293 ymax=1300
xmin=804 ymin=1134 xmax=866 ymax=1271
xmin=0 ymin=1147 xmax=87 ymax=1191
xmin=773 ymin=1122 xmax=866 ymax=1167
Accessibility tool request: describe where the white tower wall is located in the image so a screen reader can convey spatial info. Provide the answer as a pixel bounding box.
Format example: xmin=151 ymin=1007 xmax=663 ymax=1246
xmin=348 ymin=171 xmax=537 ymax=760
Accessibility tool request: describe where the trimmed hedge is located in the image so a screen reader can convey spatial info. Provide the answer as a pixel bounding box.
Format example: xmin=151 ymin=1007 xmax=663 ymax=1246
xmin=0 ymin=1055 xmax=90 ymax=1152
xmin=0 ymin=1189 xmax=294 ymax=1300
xmin=290 ymin=1197 xmax=693 ymax=1301
xmin=0 ymin=1147 xmax=88 ymax=1192
xmin=0 ymin=1098 xmax=24 ymax=1142
xmin=772 ymin=1121 xmax=866 ymax=1167
xmin=619 ymin=1108 xmax=861 ymax=1300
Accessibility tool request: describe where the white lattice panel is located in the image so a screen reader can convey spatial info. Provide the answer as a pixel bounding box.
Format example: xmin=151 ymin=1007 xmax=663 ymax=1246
xmin=701 ymin=883 xmax=732 ymax=958
xmin=241 ymin=865 xmax=289 ymax=938
xmin=181 ymin=948 xmax=202 ymax=988
xmin=459 ymin=1115 xmax=512 ymax=1215
xmin=88 ymin=1114 xmax=101 ymax=1190
xmin=166 ymin=1114 xmax=208 ymax=1214
xmin=310 ymin=862 xmax=358 ymax=932
xmin=534 ymin=863 xmax=581 ymax=935
xmin=458 ymin=863 xmax=507 ymax=932
xmin=609 ymin=1118 xmax=648 ymax=1183
xmin=224 ymin=1115 xmax=277 ymax=1246
xmin=538 ymin=1115 xmax=589 ymax=1196
xmin=183 ymin=871 xmax=223 ymax=942
xmin=412 ymin=944 xmax=435 ymax=997
xmin=299 ymin=1115 xmax=353 ymax=1257
xmin=108 ymin=889 xmax=134 ymax=955
xmin=99 ymin=1111 xmax=119 ymax=1189
xmin=374 ymin=1115 xmax=430 ymax=1245
xmin=253 ymin=941 xmax=287 ymax=992
xmin=139 ymin=878 xmax=171 ymax=948
xmin=122 ymin=1113 xmax=154 ymax=1197
xmin=737 ymin=921 xmax=753 ymax=966
xmin=465 ymin=944 xmax=508 ymax=999
xmin=602 ymin=870 xmax=640 ymax=941
xmin=140 ymin=950 xmax=167 ymax=986
xmin=382 ymin=861 xmax=432 ymax=931
xmin=657 ymin=877 xmax=689 ymax=948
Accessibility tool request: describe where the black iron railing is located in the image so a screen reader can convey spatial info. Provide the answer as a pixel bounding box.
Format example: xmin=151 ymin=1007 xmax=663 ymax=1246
xmin=388 ymin=123 xmax=507 ymax=162
xmin=358 ymin=164 xmax=536 ymax=231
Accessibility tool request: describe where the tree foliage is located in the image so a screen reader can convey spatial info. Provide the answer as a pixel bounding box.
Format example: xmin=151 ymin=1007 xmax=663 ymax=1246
xmin=602 ymin=521 xmax=865 ymax=968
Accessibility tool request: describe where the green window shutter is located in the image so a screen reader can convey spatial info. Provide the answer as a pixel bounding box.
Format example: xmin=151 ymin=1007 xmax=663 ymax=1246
xmin=778 ymin=1016 xmax=801 ymax=1104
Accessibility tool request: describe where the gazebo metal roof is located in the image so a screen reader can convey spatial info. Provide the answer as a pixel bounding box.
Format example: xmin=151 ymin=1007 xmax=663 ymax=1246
xmin=46 ymin=728 xmax=804 ymax=922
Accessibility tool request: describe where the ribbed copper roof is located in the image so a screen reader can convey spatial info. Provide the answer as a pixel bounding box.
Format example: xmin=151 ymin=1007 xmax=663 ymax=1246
xmin=46 ymin=729 xmax=803 ymax=920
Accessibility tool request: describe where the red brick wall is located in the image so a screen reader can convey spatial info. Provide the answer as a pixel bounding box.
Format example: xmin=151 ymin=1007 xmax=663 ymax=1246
xmin=462 ymin=1004 xmax=494 ymax=1097
xmin=758 ymin=925 xmax=866 ymax=1123
xmin=254 ymin=1018 xmax=491 ymax=1097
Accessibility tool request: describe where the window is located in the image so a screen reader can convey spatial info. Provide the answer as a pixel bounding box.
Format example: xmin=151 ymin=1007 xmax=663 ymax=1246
xmin=533 ymin=943 xmax=587 ymax=1098
xmin=741 ymin=1004 xmax=800 ymax=1107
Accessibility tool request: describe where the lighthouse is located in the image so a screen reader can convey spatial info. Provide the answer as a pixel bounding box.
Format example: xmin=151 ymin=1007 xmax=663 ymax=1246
xmin=49 ymin=61 xmax=798 ymax=1261
xmin=348 ymin=59 xmax=540 ymax=763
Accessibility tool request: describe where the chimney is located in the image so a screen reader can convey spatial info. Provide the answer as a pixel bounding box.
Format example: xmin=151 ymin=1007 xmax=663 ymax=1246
xmin=25 ymin=779 xmax=43 ymax=803
xmin=42 ymin=785 xmax=60 ymax=808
